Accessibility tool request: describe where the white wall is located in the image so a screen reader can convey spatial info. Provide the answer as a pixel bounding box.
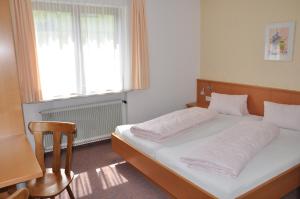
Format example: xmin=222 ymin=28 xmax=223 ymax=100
xmin=127 ymin=0 xmax=200 ymax=123
xmin=23 ymin=0 xmax=201 ymax=145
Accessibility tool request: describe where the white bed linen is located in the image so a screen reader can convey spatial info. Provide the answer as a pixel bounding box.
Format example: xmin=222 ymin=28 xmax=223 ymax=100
xmin=115 ymin=114 xmax=260 ymax=158
xmin=131 ymin=107 xmax=217 ymax=142
xmin=156 ymin=128 xmax=300 ymax=199
xmin=180 ymin=120 xmax=280 ymax=177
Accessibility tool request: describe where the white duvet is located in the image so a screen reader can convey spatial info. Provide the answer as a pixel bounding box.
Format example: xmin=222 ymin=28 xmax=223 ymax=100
xmin=130 ymin=107 xmax=216 ymax=142
xmin=181 ymin=120 xmax=280 ymax=177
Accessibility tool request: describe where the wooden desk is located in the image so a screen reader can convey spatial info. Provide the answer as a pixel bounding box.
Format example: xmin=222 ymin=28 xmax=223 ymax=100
xmin=0 ymin=135 xmax=42 ymax=188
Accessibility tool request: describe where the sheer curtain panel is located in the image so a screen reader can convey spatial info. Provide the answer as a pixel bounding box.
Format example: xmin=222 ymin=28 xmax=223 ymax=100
xmin=32 ymin=0 xmax=130 ymax=100
xmin=10 ymin=0 xmax=42 ymax=103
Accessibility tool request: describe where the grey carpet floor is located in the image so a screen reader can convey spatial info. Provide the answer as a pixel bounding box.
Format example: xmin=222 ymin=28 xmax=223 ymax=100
xmin=45 ymin=141 xmax=299 ymax=199
xmin=46 ymin=141 xmax=171 ymax=199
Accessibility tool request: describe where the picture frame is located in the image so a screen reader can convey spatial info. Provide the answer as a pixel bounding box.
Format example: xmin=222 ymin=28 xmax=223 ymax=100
xmin=264 ymin=21 xmax=295 ymax=61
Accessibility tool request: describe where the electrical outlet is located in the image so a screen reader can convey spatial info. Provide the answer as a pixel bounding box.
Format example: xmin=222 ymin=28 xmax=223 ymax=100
xmin=205 ymin=96 xmax=211 ymax=102
xmin=207 ymin=85 xmax=212 ymax=92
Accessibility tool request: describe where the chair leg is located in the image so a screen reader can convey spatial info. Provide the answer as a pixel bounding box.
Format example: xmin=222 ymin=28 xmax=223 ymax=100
xmin=66 ymin=185 xmax=75 ymax=199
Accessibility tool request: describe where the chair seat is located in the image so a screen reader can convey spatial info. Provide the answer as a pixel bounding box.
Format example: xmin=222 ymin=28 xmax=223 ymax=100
xmin=26 ymin=168 xmax=74 ymax=198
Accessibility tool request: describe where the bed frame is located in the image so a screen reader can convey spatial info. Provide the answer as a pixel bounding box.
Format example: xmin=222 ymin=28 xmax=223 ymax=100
xmin=112 ymin=79 xmax=300 ymax=198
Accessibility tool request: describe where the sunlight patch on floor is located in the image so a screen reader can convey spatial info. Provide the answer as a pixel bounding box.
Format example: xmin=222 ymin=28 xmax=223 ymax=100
xmin=70 ymin=172 xmax=93 ymax=198
xmin=56 ymin=171 xmax=93 ymax=199
xmin=96 ymin=161 xmax=128 ymax=190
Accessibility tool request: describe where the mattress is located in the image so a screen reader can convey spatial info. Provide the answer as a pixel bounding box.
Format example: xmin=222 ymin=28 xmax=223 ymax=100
xmin=156 ymin=128 xmax=300 ymax=199
xmin=115 ymin=113 xmax=261 ymax=158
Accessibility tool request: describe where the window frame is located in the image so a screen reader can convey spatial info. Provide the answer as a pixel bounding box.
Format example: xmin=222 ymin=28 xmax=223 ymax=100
xmin=32 ymin=1 xmax=127 ymax=101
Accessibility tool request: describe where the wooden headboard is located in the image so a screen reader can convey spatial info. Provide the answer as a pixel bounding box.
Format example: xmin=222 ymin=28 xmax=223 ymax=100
xmin=197 ymin=79 xmax=300 ymax=116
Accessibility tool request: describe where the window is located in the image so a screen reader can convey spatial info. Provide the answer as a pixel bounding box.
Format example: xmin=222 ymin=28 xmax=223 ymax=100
xmin=32 ymin=0 xmax=130 ymax=100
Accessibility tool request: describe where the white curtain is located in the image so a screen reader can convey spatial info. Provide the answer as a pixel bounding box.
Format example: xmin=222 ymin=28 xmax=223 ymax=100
xmin=32 ymin=0 xmax=130 ymax=100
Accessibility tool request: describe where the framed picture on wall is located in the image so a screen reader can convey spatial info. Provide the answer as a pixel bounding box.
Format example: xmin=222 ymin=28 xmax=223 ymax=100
xmin=264 ymin=21 xmax=295 ymax=61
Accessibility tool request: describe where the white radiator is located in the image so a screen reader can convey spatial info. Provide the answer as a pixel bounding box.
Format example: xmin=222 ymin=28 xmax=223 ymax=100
xmin=40 ymin=100 xmax=124 ymax=151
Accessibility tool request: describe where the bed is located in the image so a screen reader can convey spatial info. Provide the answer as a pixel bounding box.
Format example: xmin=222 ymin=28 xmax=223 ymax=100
xmin=115 ymin=114 xmax=260 ymax=158
xmin=112 ymin=79 xmax=300 ymax=199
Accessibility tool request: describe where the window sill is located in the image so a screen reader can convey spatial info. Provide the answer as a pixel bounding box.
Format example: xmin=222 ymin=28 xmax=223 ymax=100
xmin=25 ymin=90 xmax=130 ymax=105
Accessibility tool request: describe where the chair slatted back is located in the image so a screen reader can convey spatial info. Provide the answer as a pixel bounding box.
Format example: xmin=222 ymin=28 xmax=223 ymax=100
xmin=28 ymin=121 xmax=76 ymax=174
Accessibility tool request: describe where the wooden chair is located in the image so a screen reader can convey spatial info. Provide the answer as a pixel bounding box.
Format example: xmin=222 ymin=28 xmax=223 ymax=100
xmin=26 ymin=121 xmax=76 ymax=199
xmin=7 ymin=188 xmax=29 ymax=199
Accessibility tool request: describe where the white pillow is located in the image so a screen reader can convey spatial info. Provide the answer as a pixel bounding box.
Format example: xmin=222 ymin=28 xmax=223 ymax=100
xmin=263 ymin=101 xmax=300 ymax=131
xmin=208 ymin=92 xmax=249 ymax=116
